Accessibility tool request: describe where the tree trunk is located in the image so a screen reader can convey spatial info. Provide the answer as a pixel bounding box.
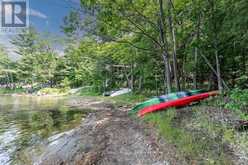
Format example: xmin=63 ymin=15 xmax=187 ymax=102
xmin=194 ymin=14 xmax=201 ymax=89
xmin=158 ymin=0 xmax=172 ymax=93
xmin=138 ymin=75 xmax=142 ymax=91
xmin=210 ymin=0 xmax=223 ymax=92
xmin=167 ymin=0 xmax=180 ymax=91
xmin=162 ymin=52 xmax=172 ymax=93
xmin=130 ymin=64 xmax=134 ymax=90
xmin=242 ymin=48 xmax=246 ymax=75
xmin=215 ymin=48 xmax=223 ymax=92
xmin=199 ymin=51 xmax=229 ymax=90
xmin=193 ymin=47 xmax=198 ymax=89
xmin=5 ymin=72 xmax=9 ymax=87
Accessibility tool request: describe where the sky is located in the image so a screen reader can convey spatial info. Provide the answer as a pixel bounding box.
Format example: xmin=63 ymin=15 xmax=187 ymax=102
xmin=0 ymin=0 xmax=80 ymax=60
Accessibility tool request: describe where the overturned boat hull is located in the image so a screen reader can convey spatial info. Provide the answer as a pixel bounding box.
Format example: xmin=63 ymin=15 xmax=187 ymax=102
xmin=138 ymin=91 xmax=218 ymax=117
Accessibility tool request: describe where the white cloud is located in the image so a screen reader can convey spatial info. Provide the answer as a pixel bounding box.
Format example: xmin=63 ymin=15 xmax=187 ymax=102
xmin=30 ymin=9 xmax=48 ymax=19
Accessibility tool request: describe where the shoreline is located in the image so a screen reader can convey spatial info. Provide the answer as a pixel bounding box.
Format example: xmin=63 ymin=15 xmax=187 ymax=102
xmin=1 ymin=94 xmax=247 ymax=164
xmin=33 ymin=97 xmax=185 ymax=165
xmin=0 ymin=93 xmax=68 ymax=97
xmin=34 ymin=96 xmax=248 ymax=165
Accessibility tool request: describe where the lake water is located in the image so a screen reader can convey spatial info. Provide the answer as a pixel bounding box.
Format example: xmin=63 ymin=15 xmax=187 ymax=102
xmin=0 ymin=95 xmax=87 ymax=165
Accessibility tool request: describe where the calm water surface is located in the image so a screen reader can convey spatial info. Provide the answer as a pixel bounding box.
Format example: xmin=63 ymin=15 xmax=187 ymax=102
xmin=0 ymin=95 xmax=87 ymax=165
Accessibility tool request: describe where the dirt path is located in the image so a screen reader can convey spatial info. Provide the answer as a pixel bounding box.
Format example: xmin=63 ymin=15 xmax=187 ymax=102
xmin=34 ymin=98 xmax=185 ymax=165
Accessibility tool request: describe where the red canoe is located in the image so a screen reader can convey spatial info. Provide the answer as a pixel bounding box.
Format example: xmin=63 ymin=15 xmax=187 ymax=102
xmin=138 ymin=91 xmax=219 ymax=117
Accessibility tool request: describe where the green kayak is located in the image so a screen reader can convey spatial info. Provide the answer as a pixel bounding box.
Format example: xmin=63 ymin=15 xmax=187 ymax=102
xmin=189 ymin=89 xmax=205 ymax=95
xmin=128 ymin=97 xmax=162 ymax=115
xmin=129 ymin=92 xmax=186 ymax=115
xmin=128 ymin=90 xmax=204 ymax=115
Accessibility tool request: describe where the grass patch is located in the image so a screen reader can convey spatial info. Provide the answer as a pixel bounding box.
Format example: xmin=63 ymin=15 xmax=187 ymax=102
xmin=79 ymin=86 xmax=101 ymax=96
xmin=107 ymin=93 xmax=147 ymax=106
xmin=38 ymin=87 xmax=69 ymax=95
xmin=78 ymin=87 xmax=148 ymax=107
xmin=143 ymin=108 xmax=233 ymax=164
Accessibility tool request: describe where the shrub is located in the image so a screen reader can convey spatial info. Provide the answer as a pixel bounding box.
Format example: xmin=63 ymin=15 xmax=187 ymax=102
xmin=225 ymin=89 xmax=248 ymax=120
xmin=38 ymin=88 xmax=68 ymax=95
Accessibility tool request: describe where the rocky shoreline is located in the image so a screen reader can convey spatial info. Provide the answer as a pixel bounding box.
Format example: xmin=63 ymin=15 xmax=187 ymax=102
xmin=34 ymin=98 xmax=185 ymax=165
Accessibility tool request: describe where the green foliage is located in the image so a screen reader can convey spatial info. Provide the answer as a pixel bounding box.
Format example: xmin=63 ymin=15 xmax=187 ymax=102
xmin=79 ymin=86 xmax=101 ymax=96
xmin=0 ymin=45 xmax=9 ymax=66
xmin=9 ymin=28 xmax=60 ymax=87
xmin=0 ymin=45 xmax=15 ymax=84
xmin=17 ymin=52 xmax=57 ymax=84
xmin=11 ymin=27 xmax=38 ymax=55
xmin=38 ymin=88 xmax=68 ymax=95
xmin=62 ymin=11 xmax=81 ymax=37
xmin=0 ymin=88 xmax=25 ymax=94
xmin=235 ymin=75 xmax=248 ymax=89
xmin=225 ymin=89 xmax=248 ymax=120
xmin=75 ymin=0 xmax=248 ymax=92
xmin=1 ymin=0 xmax=248 ymax=95
xmin=60 ymin=77 xmax=71 ymax=91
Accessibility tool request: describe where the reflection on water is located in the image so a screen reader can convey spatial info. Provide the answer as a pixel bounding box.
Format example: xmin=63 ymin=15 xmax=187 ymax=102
xmin=0 ymin=95 xmax=87 ymax=165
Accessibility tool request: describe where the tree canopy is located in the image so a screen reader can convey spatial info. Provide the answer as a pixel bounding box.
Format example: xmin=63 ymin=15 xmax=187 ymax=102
xmin=0 ymin=0 xmax=247 ymax=94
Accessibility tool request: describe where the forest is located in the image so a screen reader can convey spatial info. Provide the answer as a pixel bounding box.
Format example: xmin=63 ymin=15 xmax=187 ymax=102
xmin=0 ymin=0 xmax=247 ymax=95
xmin=0 ymin=0 xmax=248 ymax=164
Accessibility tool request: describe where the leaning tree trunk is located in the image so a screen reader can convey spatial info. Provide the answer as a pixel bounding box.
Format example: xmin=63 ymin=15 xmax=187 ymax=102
xmin=159 ymin=0 xmax=172 ymax=93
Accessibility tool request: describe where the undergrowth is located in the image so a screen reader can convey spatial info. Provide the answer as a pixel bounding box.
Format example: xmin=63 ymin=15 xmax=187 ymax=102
xmin=224 ymin=89 xmax=248 ymax=120
xmin=143 ymin=108 xmax=233 ymax=164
